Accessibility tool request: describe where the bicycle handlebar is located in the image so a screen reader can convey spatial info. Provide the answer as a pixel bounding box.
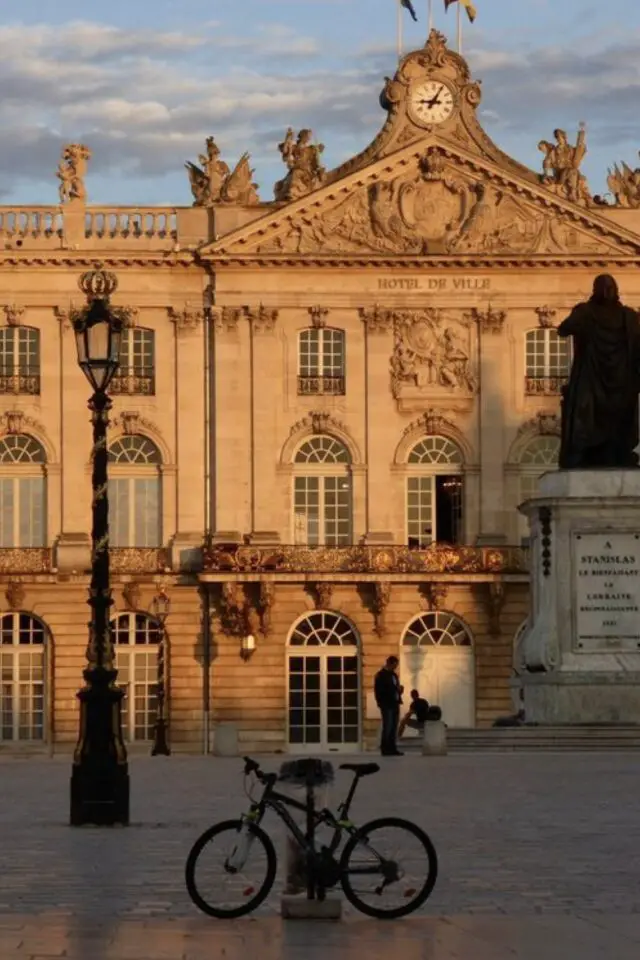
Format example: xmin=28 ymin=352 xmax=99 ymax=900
xmin=243 ymin=756 xmax=277 ymax=787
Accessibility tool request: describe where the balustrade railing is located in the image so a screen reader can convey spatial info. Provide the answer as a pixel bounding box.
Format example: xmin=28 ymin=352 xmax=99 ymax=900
xmin=203 ymin=542 xmax=530 ymax=575
xmin=525 ymin=375 xmax=568 ymax=396
xmin=0 ymin=369 xmax=40 ymax=395
xmin=84 ymin=209 xmax=178 ymax=240
xmin=0 ymin=208 xmax=63 ymax=242
xmin=0 ymin=549 xmax=52 ymax=574
xmin=110 ymin=367 xmax=155 ymax=396
xmin=297 ymin=375 xmax=346 ymax=396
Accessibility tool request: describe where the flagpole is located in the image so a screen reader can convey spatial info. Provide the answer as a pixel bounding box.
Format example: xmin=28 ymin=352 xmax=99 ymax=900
xmin=457 ymin=0 xmax=462 ymax=53
xmin=428 ymin=0 xmax=433 ymax=32
xmin=397 ymin=0 xmax=403 ymax=62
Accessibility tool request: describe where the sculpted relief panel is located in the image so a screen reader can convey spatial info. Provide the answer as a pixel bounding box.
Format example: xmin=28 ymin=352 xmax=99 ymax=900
xmin=255 ymin=150 xmax=629 ymax=257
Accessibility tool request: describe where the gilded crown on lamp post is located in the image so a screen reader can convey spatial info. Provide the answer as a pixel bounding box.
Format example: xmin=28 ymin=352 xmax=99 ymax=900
xmin=78 ymin=264 xmax=118 ymax=301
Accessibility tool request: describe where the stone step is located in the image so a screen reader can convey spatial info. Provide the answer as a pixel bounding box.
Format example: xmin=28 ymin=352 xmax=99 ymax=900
xmin=402 ymin=726 xmax=640 ymax=752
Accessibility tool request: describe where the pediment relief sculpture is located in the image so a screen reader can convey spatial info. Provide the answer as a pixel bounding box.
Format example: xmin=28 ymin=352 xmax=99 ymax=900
xmin=607 ymin=152 xmax=640 ymax=209
xmin=538 ymin=124 xmax=590 ymax=206
xmin=250 ymin=148 xmax=631 ymax=259
xmin=274 ymin=128 xmax=326 ymax=202
xmin=391 ymin=308 xmax=476 ymax=400
xmin=186 ymin=137 xmax=260 ymax=206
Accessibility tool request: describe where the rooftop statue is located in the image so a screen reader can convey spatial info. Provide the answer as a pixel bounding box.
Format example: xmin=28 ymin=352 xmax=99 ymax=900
xmin=56 ymin=144 xmax=91 ymax=204
xmin=558 ymin=274 xmax=640 ymax=469
xmin=607 ymin=153 xmax=640 ymax=208
xmin=538 ymin=124 xmax=590 ymax=206
xmin=186 ymin=137 xmax=259 ymax=206
xmin=274 ymin=128 xmax=326 ymax=202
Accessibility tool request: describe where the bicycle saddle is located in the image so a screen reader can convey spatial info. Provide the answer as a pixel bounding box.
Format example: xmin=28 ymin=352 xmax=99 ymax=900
xmin=339 ymin=762 xmax=380 ymax=777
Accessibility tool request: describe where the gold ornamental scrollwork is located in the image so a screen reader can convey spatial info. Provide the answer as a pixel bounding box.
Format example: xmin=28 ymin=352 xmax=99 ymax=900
xmin=110 ymin=548 xmax=170 ymax=574
xmin=203 ymin=543 xmax=529 ymax=575
xmin=0 ymin=549 xmax=51 ymax=574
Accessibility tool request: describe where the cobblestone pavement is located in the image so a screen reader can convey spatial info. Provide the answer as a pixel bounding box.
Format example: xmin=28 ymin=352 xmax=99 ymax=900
xmin=1 ymin=752 xmax=639 ymax=957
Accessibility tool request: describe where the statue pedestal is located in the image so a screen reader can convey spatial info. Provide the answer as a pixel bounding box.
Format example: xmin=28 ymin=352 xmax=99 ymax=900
xmin=518 ymin=470 xmax=640 ymax=724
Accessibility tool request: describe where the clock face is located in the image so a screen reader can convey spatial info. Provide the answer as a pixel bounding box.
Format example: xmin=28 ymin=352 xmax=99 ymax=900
xmin=409 ymin=80 xmax=455 ymax=126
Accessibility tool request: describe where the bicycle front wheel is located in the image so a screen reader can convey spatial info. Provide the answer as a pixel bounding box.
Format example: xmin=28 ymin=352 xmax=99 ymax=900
xmin=339 ymin=816 xmax=438 ymax=919
xmin=185 ymin=819 xmax=277 ymax=919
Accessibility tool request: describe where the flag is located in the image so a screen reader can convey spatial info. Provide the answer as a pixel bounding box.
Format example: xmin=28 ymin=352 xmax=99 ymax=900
xmin=444 ymin=0 xmax=477 ymax=22
xmin=401 ymin=0 xmax=418 ymax=21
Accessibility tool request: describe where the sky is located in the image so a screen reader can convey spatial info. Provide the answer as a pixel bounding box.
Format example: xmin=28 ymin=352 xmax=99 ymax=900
xmin=0 ymin=0 xmax=639 ymax=206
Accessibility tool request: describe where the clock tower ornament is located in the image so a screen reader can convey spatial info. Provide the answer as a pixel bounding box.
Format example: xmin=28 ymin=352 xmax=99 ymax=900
xmin=408 ymin=80 xmax=456 ymax=126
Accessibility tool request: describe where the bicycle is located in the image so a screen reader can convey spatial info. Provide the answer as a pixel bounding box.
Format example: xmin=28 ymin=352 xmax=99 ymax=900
xmin=185 ymin=755 xmax=438 ymax=920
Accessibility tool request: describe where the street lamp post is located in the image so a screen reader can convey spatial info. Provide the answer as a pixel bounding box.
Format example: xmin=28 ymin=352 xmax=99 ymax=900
xmin=69 ymin=266 xmax=130 ymax=827
xmin=150 ymin=589 xmax=171 ymax=756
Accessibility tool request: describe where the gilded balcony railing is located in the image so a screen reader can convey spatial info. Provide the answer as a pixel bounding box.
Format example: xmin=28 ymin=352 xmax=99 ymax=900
xmin=525 ymin=375 xmax=568 ymax=396
xmin=0 ymin=549 xmax=52 ymax=574
xmin=110 ymin=548 xmax=171 ymax=574
xmin=0 ymin=370 xmax=40 ymax=395
xmin=203 ymin=543 xmax=531 ymax=575
xmin=297 ymin=375 xmax=346 ymax=396
xmin=110 ymin=367 xmax=155 ymax=396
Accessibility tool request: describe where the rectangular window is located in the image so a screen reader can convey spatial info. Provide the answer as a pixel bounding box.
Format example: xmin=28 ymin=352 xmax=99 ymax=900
xmin=133 ymin=478 xmax=161 ymax=547
xmin=0 ymin=328 xmax=40 ymax=395
xmin=108 ymin=478 xmax=131 ymax=547
xmin=298 ymin=329 xmax=346 ymax=396
xmin=112 ymin=329 xmax=155 ymax=395
xmin=0 ymin=479 xmax=15 ymax=547
xmin=407 ymin=477 xmax=433 ymax=548
xmin=322 ymin=476 xmax=351 ymax=546
xmin=525 ymin=330 xmax=571 ymax=396
xmin=18 ymin=477 xmax=45 ymax=547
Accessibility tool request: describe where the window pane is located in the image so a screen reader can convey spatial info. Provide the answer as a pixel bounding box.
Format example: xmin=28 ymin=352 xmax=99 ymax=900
xmin=407 ymin=476 xmax=433 ymax=546
xmin=299 ymin=329 xmax=320 ymax=377
xmin=321 ymin=329 xmax=345 ymax=377
xmin=134 ymin=478 xmax=161 ymax=547
xmin=108 ymin=478 xmax=130 ymax=547
xmin=0 ymin=479 xmax=15 ymax=547
xmin=18 ymin=477 xmax=45 ymax=547
xmin=293 ymin=477 xmax=320 ymax=545
xmin=0 ymin=329 xmax=15 ymax=373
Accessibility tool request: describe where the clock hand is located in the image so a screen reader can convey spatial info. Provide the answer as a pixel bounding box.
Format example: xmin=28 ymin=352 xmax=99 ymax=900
xmin=426 ymin=85 xmax=444 ymax=108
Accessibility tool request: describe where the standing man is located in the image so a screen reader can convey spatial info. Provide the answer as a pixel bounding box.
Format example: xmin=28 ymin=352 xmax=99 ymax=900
xmin=374 ymin=656 xmax=403 ymax=756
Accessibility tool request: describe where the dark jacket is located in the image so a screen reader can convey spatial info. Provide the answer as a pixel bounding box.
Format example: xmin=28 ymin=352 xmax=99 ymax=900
xmin=374 ymin=668 xmax=400 ymax=710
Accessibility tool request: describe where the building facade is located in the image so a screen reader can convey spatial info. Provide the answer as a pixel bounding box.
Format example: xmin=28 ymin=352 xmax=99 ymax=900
xmin=2 ymin=31 xmax=640 ymax=754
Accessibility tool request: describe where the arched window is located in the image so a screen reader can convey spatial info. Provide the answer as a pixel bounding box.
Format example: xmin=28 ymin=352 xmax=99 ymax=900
xmin=0 ymin=326 xmax=40 ymax=395
xmin=525 ymin=329 xmax=571 ymax=395
xmin=112 ymin=612 xmax=161 ymax=742
xmin=108 ymin=435 xmax=162 ymax=547
xmin=293 ymin=436 xmax=351 ymax=546
xmin=0 ymin=612 xmax=46 ymax=741
xmin=298 ymin=328 xmax=345 ymax=396
xmin=287 ymin=612 xmax=359 ymax=751
xmin=406 ymin=436 xmax=463 ymax=548
xmin=0 ymin=434 xmax=47 ymax=547
xmin=111 ymin=327 xmax=155 ymax=396
xmin=402 ymin=611 xmax=472 ymax=647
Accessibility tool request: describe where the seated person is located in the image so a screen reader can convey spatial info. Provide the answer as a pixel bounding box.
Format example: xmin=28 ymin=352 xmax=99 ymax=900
xmin=398 ymin=688 xmax=442 ymax=737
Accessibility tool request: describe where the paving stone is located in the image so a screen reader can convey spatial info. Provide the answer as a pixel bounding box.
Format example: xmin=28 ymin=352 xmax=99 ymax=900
xmin=1 ymin=753 xmax=640 ymax=956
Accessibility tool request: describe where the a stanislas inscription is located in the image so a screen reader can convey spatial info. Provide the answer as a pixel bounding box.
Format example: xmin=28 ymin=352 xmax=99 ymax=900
xmin=574 ymin=532 xmax=640 ymax=652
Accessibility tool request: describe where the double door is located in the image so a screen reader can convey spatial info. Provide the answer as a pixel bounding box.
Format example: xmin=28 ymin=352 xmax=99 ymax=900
xmin=287 ymin=651 xmax=360 ymax=752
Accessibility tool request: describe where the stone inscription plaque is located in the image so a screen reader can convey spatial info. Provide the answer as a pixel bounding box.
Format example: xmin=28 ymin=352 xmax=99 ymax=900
xmin=574 ymin=532 xmax=640 ymax=653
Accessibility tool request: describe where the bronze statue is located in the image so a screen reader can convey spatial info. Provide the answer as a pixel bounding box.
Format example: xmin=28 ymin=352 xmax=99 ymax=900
xmin=558 ymin=274 xmax=640 ymax=469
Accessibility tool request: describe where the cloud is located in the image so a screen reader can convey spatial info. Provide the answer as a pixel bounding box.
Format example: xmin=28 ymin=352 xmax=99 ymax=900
xmin=0 ymin=19 xmax=639 ymax=202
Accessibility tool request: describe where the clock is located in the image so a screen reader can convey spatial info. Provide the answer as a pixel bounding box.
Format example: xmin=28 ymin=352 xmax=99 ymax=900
xmin=408 ymin=80 xmax=455 ymax=126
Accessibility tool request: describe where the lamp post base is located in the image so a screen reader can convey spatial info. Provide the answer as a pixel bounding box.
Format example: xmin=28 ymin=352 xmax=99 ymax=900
xmin=151 ymin=718 xmax=171 ymax=756
xmin=70 ymin=667 xmax=130 ymax=827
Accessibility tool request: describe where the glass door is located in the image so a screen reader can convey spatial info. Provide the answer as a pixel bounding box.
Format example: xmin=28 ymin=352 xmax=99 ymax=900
xmin=288 ymin=651 xmax=360 ymax=752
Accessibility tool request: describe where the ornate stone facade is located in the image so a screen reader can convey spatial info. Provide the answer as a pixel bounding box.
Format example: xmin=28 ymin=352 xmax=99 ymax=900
xmin=2 ymin=30 xmax=640 ymax=753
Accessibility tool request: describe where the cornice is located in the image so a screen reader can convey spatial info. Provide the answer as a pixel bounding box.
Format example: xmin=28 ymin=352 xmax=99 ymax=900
xmin=207 ymin=255 xmax=640 ymax=269
xmin=0 ymin=254 xmax=196 ymax=269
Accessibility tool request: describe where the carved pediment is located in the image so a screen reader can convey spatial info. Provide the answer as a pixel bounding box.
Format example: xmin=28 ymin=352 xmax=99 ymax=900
xmin=203 ymin=142 xmax=640 ymax=262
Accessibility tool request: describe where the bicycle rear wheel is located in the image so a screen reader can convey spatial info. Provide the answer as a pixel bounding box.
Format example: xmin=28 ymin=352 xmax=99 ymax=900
xmin=339 ymin=816 xmax=438 ymax=919
xmin=185 ymin=819 xmax=277 ymax=919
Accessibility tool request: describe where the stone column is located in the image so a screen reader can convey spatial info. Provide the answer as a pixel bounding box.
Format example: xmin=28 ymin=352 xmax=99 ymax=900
xmin=360 ymin=307 xmax=396 ymax=541
xmin=469 ymin=307 xmax=508 ymax=545
xmin=168 ymin=305 xmax=206 ymax=571
xmin=211 ymin=306 xmax=251 ymax=540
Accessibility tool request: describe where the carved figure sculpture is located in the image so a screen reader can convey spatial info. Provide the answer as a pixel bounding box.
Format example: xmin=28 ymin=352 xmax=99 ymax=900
xmin=274 ymin=128 xmax=326 ymax=201
xmin=186 ymin=137 xmax=259 ymax=206
xmin=538 ymin=124 xmax=590 ymax=205
xmin=390 ymin=309 xmax=476 ymax=397
xmin=607 ymin=153 xmax=640 ymax=208
xmin=558 ymin=274 xmax=640 ymax=469
xmin=56 ymin=144 xmax=91 ymax=203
